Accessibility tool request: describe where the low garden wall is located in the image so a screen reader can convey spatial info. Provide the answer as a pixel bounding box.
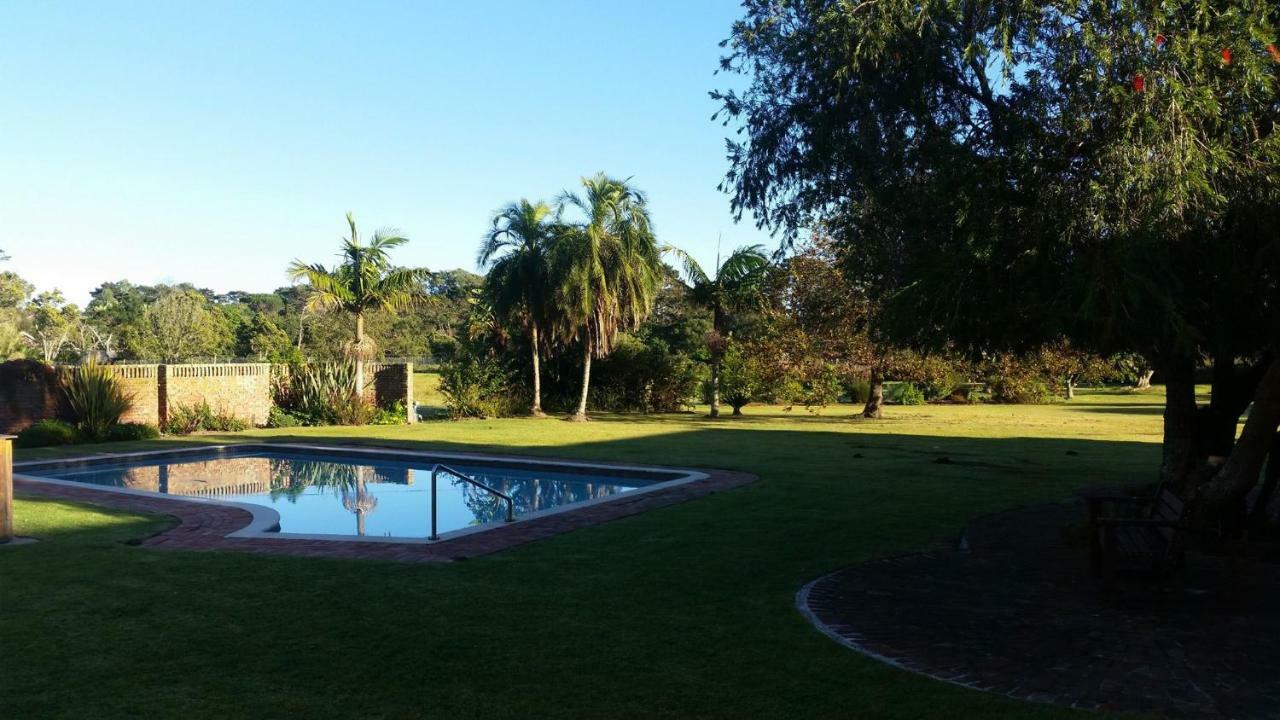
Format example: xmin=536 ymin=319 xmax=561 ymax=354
xmin=0 ymin=361 xmax=415 ymax=433
xmin=162 ymin=364 xmax=272 ymax=427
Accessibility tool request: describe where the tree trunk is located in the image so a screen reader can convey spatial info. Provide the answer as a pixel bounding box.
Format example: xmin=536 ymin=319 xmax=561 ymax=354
xmin=709 ymin=360 xmax=721 ymax=418
xmin=354 ymin=313 xmax=366 ymax=401
xmin=1135 ymin=369 xmax=1154 ymax=390
xmin=862 ymin=368 xmax=885 ymax=419
xmin=1161 ymin=355 xmax=1199 ymax=496
xmin=1066 ymin=377 xmax=1075 ymax=400
xmin=1206 ymin=357 xmax=1280 ymax=507
xmin=571 ymin=337 xmax=592 ymax=421
xmin=530 ymin=323 xmax=545 ymax=417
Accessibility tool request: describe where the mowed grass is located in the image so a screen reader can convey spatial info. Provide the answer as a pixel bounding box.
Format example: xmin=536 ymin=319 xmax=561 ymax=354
xmin=413 ymin=370 xmax=446 ymax=418
xmin=2 ymin=389 xmax=1170 ymax=719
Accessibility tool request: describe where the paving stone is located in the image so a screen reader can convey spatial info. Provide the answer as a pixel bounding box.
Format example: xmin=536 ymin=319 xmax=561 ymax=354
xmin=799 ymin=500 xmax=1280 ymax=719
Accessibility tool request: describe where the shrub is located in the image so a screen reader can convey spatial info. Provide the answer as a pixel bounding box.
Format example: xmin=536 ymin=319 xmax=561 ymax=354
xmin=718 ymin=343 xmax=762 ymax=415
xmin=164 ymin=401 xmax=249 ymax=435
xmin=266 ymin=406 xmax=306 ymax=428
xmin=370 ymin=400 xmax=408 ymax=425
xmin=272 ymin=362 xmax=375 ymax=425
xmin=897 ymin=382 xmax=927 ymax=406
xmin=104 ymin=422 xmax=160 ymax=442
xmin=62 ymin=362 xmax=134 ymax=440
xmin=591 ymin=334 xmax=701 ymax=413
xmin=16 ymin=419 xmax=82 ymax=448
xmin=438 ymin=348 xmax=510 ymax=419
xmin=844 ymin=377 xmax=871 ymax=404
xmin=989 ymin=376 xmax=1055 ymax=404
xmin=795 ymin=364 xmax=843 ymax=414
xmin=328 ymin=392 xmax=375 ymax=426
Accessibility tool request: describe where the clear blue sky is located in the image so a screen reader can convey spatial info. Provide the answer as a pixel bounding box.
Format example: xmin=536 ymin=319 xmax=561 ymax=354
xmin=0 ymin=1 xmax=769 ymax=306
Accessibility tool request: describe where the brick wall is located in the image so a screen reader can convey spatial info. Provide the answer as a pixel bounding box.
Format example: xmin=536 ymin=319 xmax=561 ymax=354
xmin=1 ymin=360 xmax=414 ymax=432
xmin=0 ymin=360 xmax=66 ymax=434
xmin=109 ymin=365 xmax=161 ymax=426
xmin=365 ymin=362 xmax=415 ymax=423
xmin=162 ymin=364 xmax=272 ymax=427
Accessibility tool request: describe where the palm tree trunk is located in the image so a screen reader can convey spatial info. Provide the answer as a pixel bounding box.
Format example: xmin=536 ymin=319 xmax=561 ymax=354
xmin=710 ymin=360 xmax=721 ymax=418
xmin=354 ymin=313 xmax=365 ymax=401
xmin=530 ymin=323 xmax=545 ymax=417
xmin=572 ymin=336 xmax=592 ymax=421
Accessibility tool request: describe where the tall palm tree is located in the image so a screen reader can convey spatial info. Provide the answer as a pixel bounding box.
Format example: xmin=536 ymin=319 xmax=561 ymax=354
xmin=552 ymin=174 xmax=663 ymax=421
xmin=668 ymin=244 xmax=771 ymax=417
xmin=288 ymin=213 xmax=431 ymax=397
xmin=478 ymin=199 xmax=555 ymax=416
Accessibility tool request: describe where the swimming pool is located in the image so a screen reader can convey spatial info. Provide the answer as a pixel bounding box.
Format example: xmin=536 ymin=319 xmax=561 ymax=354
xmin=16 ymin=445 xmax=703 ymax=541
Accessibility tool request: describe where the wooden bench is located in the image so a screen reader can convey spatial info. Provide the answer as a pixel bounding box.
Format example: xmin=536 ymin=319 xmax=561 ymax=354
xmin=1084 ymin=483 xmax=1189 ymax=585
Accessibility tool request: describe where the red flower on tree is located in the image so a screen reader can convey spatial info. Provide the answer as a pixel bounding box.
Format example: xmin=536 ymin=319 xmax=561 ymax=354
xmin=1268 ymin=43 xmax=1280 ymax=63
xmin=1221 ymin=48 xmax=1232 ymax=65
xmin=1132 ymin=74 xmax=1145 ymax=93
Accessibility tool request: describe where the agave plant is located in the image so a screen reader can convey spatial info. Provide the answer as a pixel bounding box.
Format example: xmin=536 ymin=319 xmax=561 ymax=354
xmin=62 ymin=361 xmax=134 ymax=440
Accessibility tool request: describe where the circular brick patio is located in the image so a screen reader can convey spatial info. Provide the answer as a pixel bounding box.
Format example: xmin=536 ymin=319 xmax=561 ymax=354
xmin=799 ymin=501 xmax=1280 ymax=719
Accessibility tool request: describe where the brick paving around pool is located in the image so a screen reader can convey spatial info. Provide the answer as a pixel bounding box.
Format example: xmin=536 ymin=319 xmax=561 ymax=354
xmin=798 ymin=500 xmax=1280 ymax=719
xmin=14 ymin=450 xmax=754 ymax=563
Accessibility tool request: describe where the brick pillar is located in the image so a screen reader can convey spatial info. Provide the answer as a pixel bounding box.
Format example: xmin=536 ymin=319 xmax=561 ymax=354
xmin=405 ymin=362 xmax=416 ymax=424
xmin=157 ymin=364 xmax=170 ymax=426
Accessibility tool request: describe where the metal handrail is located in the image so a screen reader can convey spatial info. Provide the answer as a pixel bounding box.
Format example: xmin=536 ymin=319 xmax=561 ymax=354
xmin=429 ymin=464 xmax=515 ymax=541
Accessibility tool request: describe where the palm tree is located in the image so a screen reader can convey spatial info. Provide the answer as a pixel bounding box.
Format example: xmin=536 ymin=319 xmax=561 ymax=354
xmin=478 ymin=200 xmax=555 ymax=416
xmin=668 ymin=244 xmax=771 ymax=417
xmin=288 ymin=213 xmax=431 ymax=397
xmin=552 ymin=174 xmax=663 ymax=421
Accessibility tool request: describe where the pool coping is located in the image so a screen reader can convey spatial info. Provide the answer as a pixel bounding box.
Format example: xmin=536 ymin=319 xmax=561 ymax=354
xmin=13 ymin=443 xmax=755 ymax=562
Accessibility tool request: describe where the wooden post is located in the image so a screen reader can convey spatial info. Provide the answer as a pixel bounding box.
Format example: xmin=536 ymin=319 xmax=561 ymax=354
xmin=1 ymin=434 xmax=14 ymax=543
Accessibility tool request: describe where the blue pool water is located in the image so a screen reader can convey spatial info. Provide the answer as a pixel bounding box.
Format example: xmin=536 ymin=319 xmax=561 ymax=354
xmin=28 ymin=448 xmax=669 ymax=539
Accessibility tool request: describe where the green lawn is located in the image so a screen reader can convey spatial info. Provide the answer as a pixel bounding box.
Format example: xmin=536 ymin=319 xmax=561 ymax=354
xmin=413 ymin=370 xmax=446 ymax=418
xmin=1 ymin=389 xmax=1169 ymax=719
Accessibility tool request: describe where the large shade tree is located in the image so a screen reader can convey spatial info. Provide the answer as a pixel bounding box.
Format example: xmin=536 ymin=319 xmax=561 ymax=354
xmin=717 ymin=1 xmax=1280 ymax=524
xmin=289 ymin=213 xmax=432 ymax=396
xmin=478 ymin=199 xmax=556 ymax=416
xmin=553 ymin=174 xmax=664 ymax=421
xmin=668 ymin=244 xmax=771 ymax=417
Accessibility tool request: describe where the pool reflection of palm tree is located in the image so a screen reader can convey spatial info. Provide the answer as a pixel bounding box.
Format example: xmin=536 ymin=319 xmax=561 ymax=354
xmin=266 ymin=459 xmax=384 ymax=536
xmin=341 ymin=467 xmax=379 ymax=536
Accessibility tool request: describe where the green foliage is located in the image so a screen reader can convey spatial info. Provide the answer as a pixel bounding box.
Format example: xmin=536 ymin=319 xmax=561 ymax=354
xmin=163 ymin=401 xmax=249 ymax=435
xmin=988 ymin=376 xmax=1055 ymax=406
xmin=715 ymin=0 xmax=1280 ymax=407
xmin=370 ymin=400 xmax=408 ymax=425
xmin=241 ymin=315 xmax=301 ymax=363
xmin=266 ymin=406 xmax=306 ymax=428
xmin=103 ymin=422 xmax=160 ymax=442
xmin=896 ymin=383 xmax=927 ymax=407
xmin=0 ymin=270 xmax=34 ymax=309
xmin=438 ymin=347 xmax=511 ymax=419
xmin=129 ymin=287 xmax=233 ymax=362
xmin=844 ymin=377 xmax=871 ymax=405
xmin=16 ymin=419 xmax=82 ymax=448
xmin=552 ymin=174 xmax=664 ymax=417
xmin=62 ymin=362 xmax=134 ymax=440
xmin=718 ymin=342 xmax=762 ymax=414
xmin=272 ymin=362 xmax=375 ymax=426
xmin=793 ymin=363 xmax=842 ymax=414
xmin=591 ymin=334 xmax=701 ymax=413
